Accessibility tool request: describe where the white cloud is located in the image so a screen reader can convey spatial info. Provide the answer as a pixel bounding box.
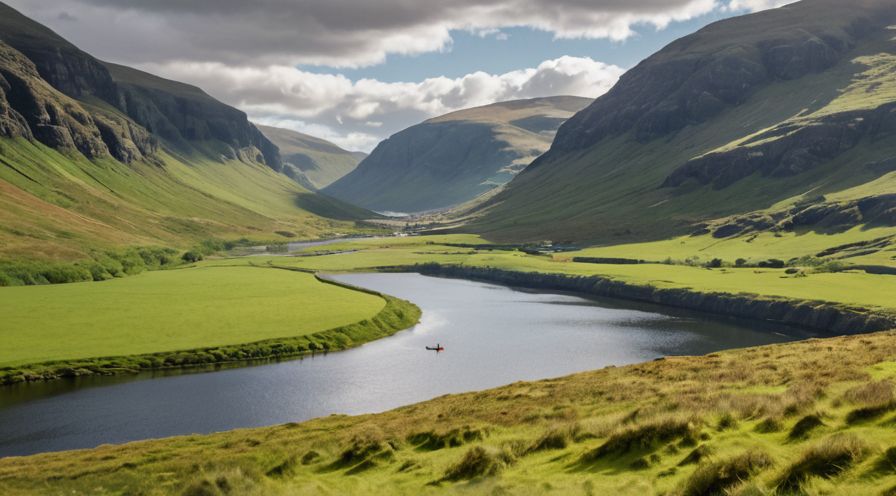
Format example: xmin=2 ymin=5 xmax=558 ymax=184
xmin=150 ymin=56 xmax=622 ymax=151
xmin=9 ymin=0 xmax=720 ymax=68
xmin=726 ymin=0 xmax=798 ymax=12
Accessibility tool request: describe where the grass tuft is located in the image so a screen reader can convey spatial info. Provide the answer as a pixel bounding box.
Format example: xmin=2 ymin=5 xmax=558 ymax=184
xmin=581 ymin=417 xmax=698 ymax=462
xmin=679 ymin=449 xmax=773 ymax=496
xmin=441 ymin=446 xmax=515 ymax=481
xmin=788 ymin=414 xmax=824 ymax=440
xmin=776 ymin=434 xmax=868 ymax=493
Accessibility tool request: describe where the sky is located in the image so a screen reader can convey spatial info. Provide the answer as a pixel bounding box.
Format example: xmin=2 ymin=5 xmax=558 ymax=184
xmin=7 ymin=0 xmax=795 ymax=152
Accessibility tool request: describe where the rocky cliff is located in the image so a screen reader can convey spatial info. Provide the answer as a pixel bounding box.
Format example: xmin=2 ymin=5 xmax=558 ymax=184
xmin=0 ymin=2 xmax=279 ymax=169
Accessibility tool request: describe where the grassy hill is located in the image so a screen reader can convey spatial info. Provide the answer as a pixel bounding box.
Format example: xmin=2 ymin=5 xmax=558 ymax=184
xmin=257 ymin=124 xmax=365 ymax=190
xmin=324 ymin=96 xmax=591 ymax=213
xmin=469 ymin=0 xmax=896 ymax=244
xmin=0 ymin=2 xmax=372 ymax=261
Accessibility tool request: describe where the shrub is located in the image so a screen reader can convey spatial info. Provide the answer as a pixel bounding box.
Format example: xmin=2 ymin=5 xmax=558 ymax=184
xmin=735 ymin=258 xmax=748 ymax=267
xmin=182 ymin=251 xmax=204 ymax=263
xmin=757 ymin=259 xmax=785 ymax=269
xmin=705 ymin=258 xmax=723 ymax=268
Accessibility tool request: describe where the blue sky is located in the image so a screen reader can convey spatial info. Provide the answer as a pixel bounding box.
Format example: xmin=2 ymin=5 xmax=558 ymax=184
xmin=304 ymin=12 xmax=733 ymax=83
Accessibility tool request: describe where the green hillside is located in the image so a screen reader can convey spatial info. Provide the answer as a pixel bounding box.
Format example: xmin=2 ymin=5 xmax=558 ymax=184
xmin=470 ymin=0 xmax=896 ymax=244
xmin=257 ymin=124 xmax=365 ymax=189
xmin=324 ymin=96 xmax=591 ymax=213
xmin=0 ymin=2 xmax=372 ymax=261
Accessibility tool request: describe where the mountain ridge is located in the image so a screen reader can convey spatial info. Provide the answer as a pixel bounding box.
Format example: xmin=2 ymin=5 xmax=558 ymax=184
xmin=470 ymin=0 xmax=896 ymax=243
xmin=324 ymin=95 xmax=591 ymax=213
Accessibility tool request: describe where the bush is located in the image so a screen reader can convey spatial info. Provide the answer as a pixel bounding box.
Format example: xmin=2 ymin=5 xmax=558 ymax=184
xmin=182 ymin=251 xmax=204 ymax=263
xmin=705 ymin=258 xmax=724 ymax=268
xmin=757 ymin=259 xmax=785 ymax=269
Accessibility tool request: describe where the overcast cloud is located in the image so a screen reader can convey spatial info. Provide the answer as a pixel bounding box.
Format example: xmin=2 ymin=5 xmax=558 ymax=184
xmin=6 ymin=0 xmax=797 ymax=151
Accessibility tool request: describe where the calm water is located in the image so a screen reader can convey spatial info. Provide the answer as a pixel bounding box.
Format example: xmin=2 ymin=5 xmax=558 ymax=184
xmin=0 ymin=273 xmax=818 ymax=457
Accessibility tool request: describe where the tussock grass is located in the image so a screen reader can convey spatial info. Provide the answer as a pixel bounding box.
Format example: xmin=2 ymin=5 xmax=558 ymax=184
xmin=407 ymin=426 xmax=486 ymax=451
xmin=581 ymin=417 xmax=699 ymax=462
xmin=679 ymin=449 xmax=773 ymax=496
xmin=788 ymin=414 xmax=825 ymax=441
xmin=441 ymin=446 xmax=515 ymax=481
xmin=776 ymin=434 xmax=868 ymax=493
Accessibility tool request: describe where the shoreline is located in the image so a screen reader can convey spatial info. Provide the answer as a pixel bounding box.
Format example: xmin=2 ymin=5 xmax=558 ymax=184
xmin=410 ymin=263 xmax=896 ymax=336
xmin=0 ymin=270 xmax=421 ymax=386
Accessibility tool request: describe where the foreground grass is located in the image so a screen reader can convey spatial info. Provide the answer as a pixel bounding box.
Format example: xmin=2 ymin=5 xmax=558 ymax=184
xmin=4 ymin=328 xmax=896 ymax=494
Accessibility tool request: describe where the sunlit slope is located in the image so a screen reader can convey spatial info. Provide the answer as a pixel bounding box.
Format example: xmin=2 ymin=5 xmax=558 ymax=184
xmin=257 ymin=124 xmax=364 ymax=189
xmin=324 ymin=96 xmax=591 ymax=212
xmin=0 ymin=3 xmax=375 ymax=260
xmin=471 ymin=0 xmax=896 ymax=243
xmin=0 ymin=138 xmax=367 ymax=260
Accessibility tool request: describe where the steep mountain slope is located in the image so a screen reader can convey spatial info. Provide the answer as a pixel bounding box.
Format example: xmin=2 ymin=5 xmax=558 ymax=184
xmin=324 ymin=96 xmax=591 ymax=213
xmin=257 ymin=124 xmax=364 ymax=189
xmin=0 ymin=2 xmax=369 ymax=260
xmin=471 ymin=0 xmax=896 ymax=243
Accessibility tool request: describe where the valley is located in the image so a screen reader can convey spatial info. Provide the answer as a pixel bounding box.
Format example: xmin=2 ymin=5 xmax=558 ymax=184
xmin=2 ymin=0 xmax=896 ymax=494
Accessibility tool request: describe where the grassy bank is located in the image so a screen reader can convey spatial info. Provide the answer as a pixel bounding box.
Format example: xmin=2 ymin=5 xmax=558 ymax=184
xmin=0 ymin=265 xmax=420 ymax=384
xmin=4 ymin=328 xmax=896 ymax=494
xmin=207 ymin=232 xmax=896 ymax=314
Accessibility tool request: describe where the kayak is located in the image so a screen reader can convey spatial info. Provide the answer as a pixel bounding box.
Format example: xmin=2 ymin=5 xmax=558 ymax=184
xmin=425 ymin=346 xmax=445 ymax=351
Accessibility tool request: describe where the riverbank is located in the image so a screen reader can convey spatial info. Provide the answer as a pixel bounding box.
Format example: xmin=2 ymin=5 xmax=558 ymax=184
xmin=0 ymin=267 xmax=420 ymax=385
xmin=411 ymin=263 xmax=896 ymax=336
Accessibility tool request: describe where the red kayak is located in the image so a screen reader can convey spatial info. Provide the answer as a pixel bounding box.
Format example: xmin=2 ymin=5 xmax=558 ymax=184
xmin=425 ymin=344 xmax=444 ymax=352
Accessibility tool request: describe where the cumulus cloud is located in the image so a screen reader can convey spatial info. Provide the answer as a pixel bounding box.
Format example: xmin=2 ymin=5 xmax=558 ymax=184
xmin=4 ymin=0 xmax=797 ymax=150
xmin=9 ymin=0 xmax=720 ymax=68
xmin=147 ymin=56 xmax=623 ymax=151
xmin=726 ymin=0 xmax=799 ymax=12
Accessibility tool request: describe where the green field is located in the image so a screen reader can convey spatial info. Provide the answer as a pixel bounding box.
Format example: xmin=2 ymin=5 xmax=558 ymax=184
xmin=218 ymin=232 xmax=896 ymax=312
xmin=0 ymin=265 xmax=385 ymax=367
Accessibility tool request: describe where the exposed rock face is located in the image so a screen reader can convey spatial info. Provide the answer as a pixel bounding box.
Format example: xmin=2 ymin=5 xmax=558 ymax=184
xmin=0 ymin=41 xmax=108 ymax=158
xmin=107 ymin=63 xmax=281 ymax=170
xmin=549 ymin=0 xmax=891 ymax=154
xmin=663 ymin=103 xmax=896 ymax=189
xmin=0 ymin=2 xmax=279 ymax=169
xmin=707 ymin=193 xmax=896 ymax=238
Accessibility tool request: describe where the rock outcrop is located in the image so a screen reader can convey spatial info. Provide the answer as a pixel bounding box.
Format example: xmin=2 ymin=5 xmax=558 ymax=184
xmin=0 ymin=2 xmax=279 ymax=169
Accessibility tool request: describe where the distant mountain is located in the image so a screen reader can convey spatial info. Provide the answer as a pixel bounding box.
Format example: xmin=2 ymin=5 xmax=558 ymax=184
xmin=471 ymin=0 xmax=896 ymax=243
xmin=257 ymin=125 xmax=365 ymax=190
xmin=0 ymin=2 xmax=369 ymax=260
xmin=324 ymin=96 xmax=591 ymax=213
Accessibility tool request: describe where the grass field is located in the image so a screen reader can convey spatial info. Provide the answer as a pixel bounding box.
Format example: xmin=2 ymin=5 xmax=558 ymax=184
xmin=0 ymin=265 xmax=385 ymax=367
xmin=218 ymin=232 xmax=896 ymax=312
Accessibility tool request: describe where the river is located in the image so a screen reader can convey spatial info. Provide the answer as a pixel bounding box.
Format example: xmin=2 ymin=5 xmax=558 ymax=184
xmin=0 ymin=272 xmax=818 ymax=457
